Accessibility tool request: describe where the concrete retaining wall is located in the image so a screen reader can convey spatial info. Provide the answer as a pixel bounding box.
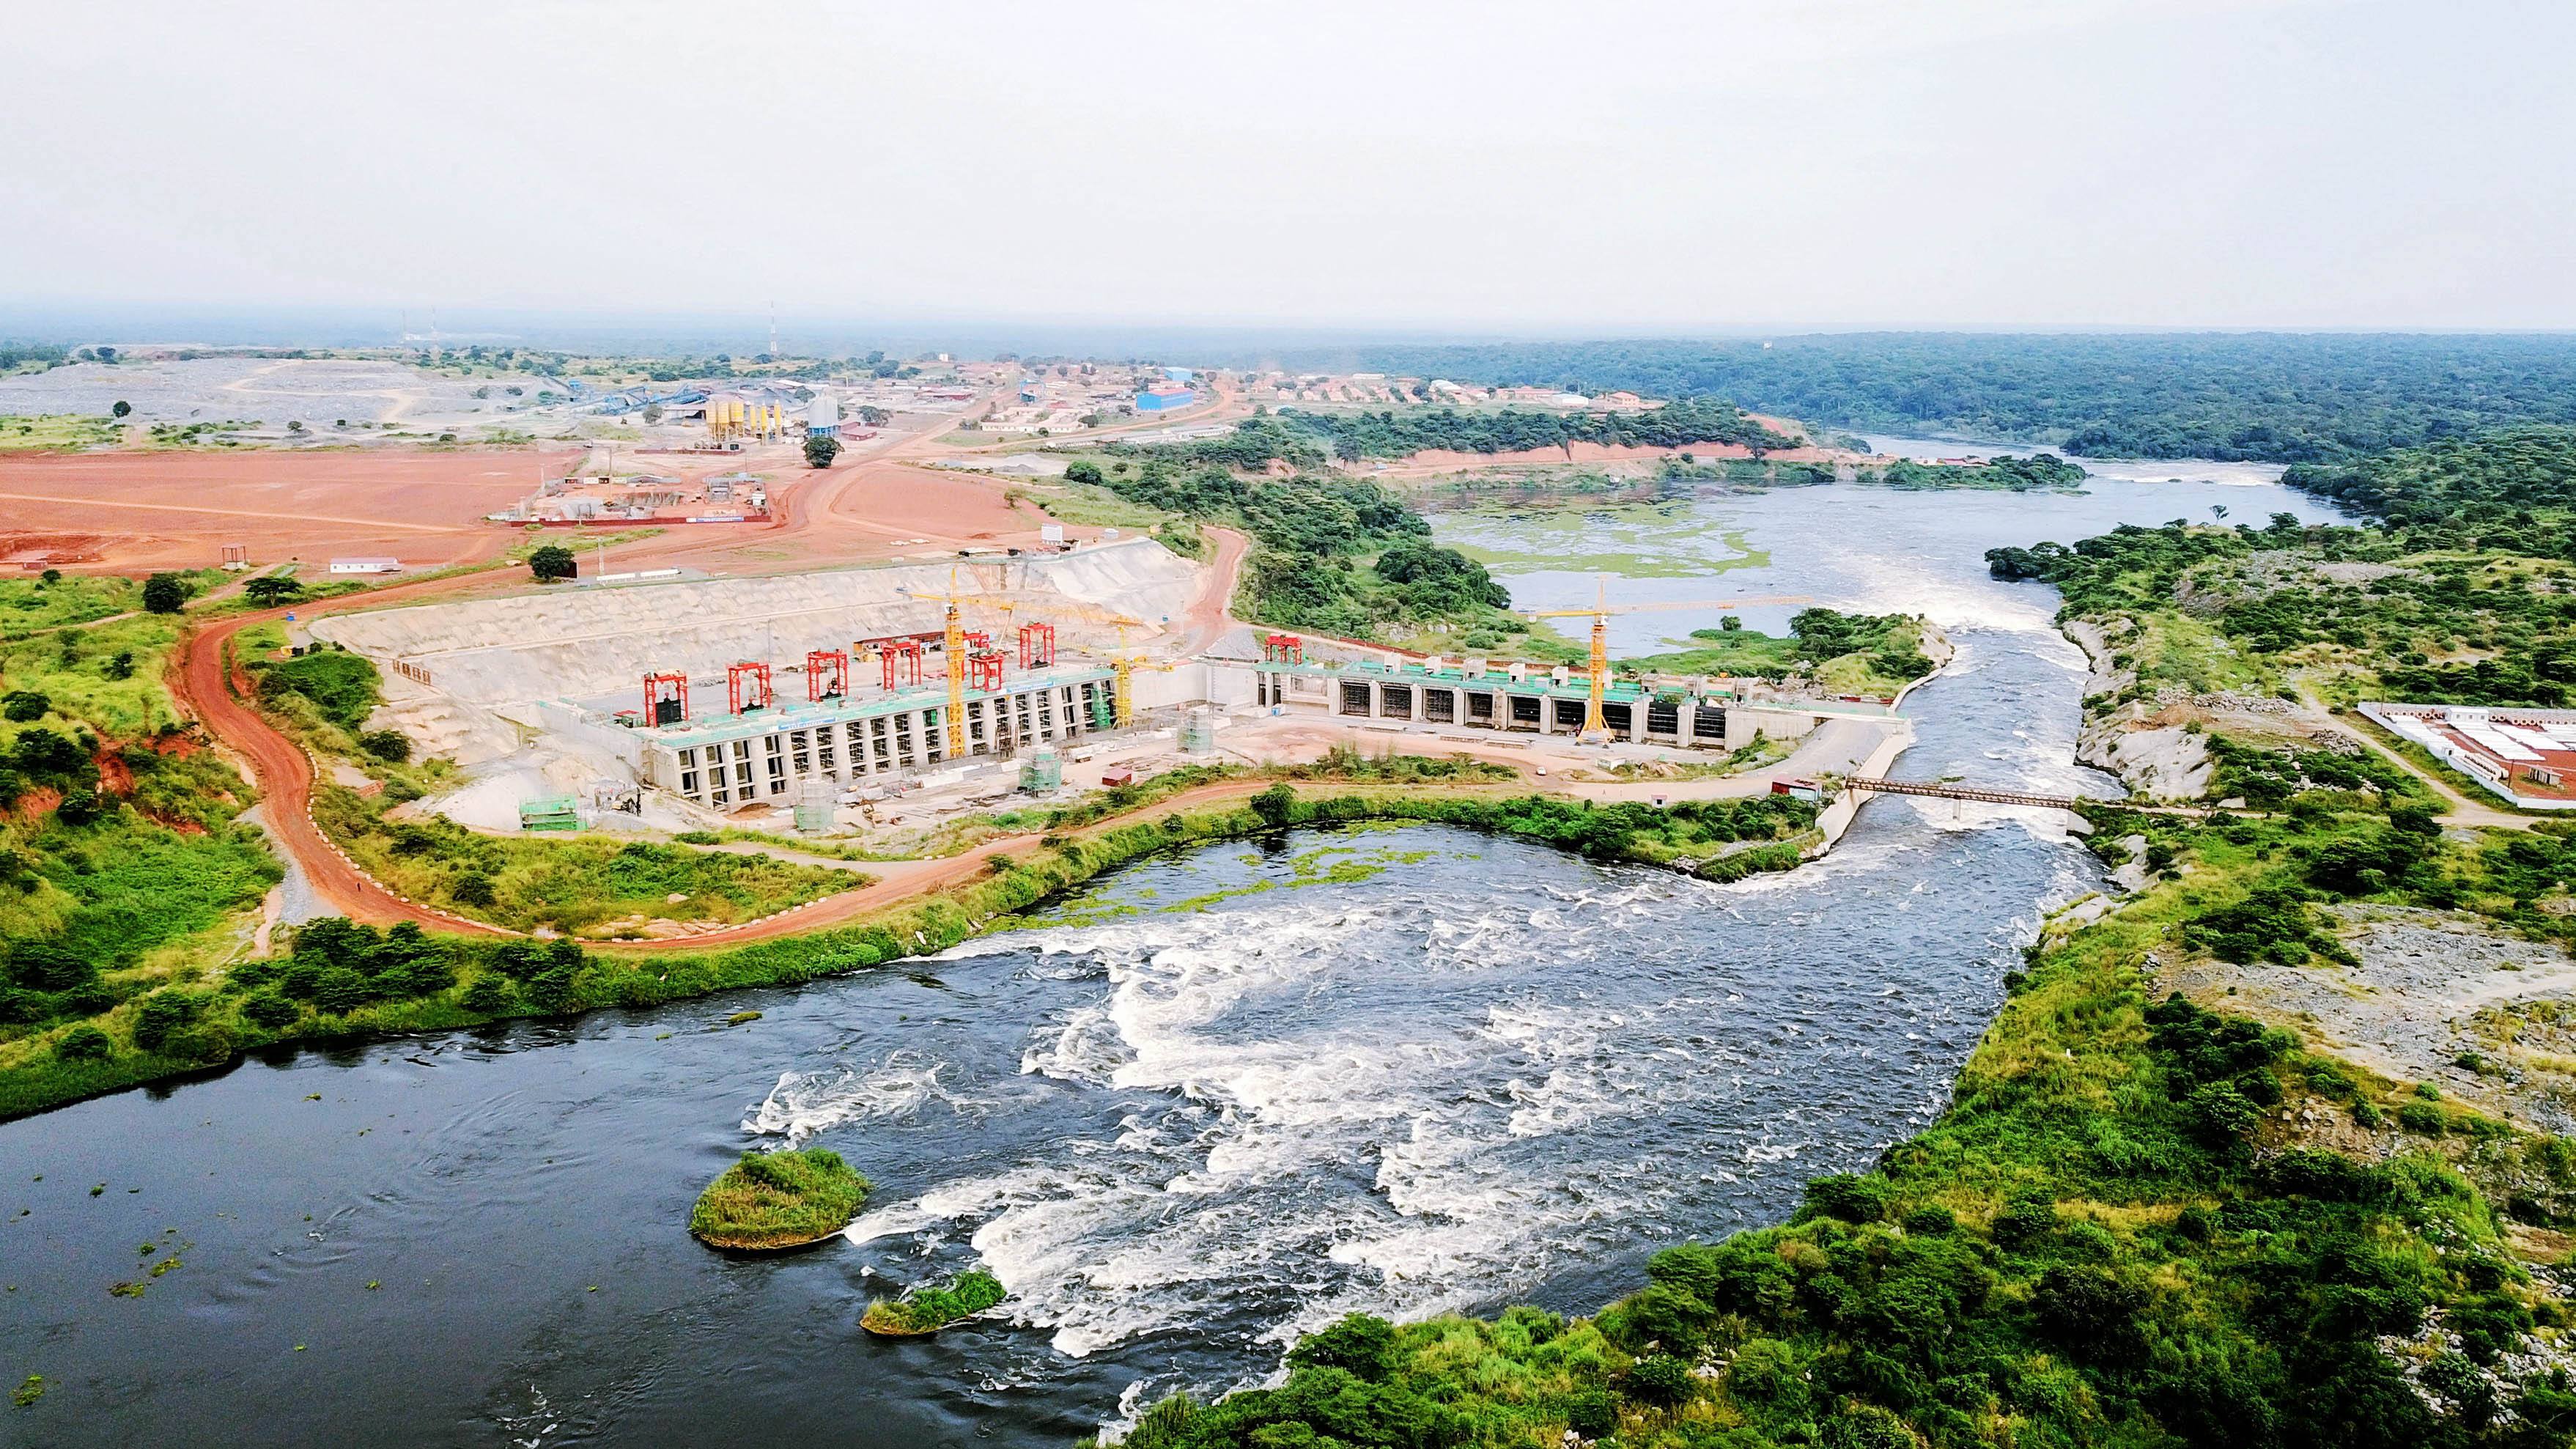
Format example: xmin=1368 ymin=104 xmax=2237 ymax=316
xmin=311 ymin=539 xmax=1201 ymax=708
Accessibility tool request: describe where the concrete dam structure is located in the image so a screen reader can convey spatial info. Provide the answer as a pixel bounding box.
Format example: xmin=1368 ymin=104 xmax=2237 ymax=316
xmin=309 ymin=538 xmax=1200 ymax=709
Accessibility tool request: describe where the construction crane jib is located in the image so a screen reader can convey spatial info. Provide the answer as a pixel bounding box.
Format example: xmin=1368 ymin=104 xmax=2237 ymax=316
xmin=1522 ymin=580 xmax=1812 ymax=740
xmin=901 ymin=569 xmax=1029 ymax=759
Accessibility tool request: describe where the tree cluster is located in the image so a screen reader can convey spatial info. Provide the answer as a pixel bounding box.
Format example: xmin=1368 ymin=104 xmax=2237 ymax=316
xmin=1260 ymin=334 xmax=2576 ymax=462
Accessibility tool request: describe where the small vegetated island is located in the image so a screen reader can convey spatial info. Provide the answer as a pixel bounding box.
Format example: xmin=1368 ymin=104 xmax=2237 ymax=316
xmin=687 ymin=1147 xmax=869 ymax=1250
xmin=860 ymin=1269 xmax=1009 ymax=1337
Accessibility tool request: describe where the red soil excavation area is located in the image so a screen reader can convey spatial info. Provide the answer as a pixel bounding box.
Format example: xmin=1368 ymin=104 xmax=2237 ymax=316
xmin=0 ymin=450 xmax=545 ymax=572
xmin=603 ymin=458 xmax=1078 ymax=575
xmin=0 ymin=444 xmax=1069 ymax=578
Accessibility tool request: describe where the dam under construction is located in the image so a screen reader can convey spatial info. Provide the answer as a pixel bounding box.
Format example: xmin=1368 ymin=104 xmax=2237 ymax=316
xmin=304 ymin=535 xmax=1907 ymax=841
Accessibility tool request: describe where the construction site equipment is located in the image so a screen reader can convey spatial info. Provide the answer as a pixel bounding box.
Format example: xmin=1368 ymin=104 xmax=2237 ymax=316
xmin=1019 ymin=744 xmax=1063 ymax=792
xmin=806 ymin=649 xmax=849 ymax=701
xmin=1180 ymin=707 xmax=1218 ymax=754
xmin=519 ymin=794 xmax=582 ymax=832
xmin=792 ymin=780 xmax=835 ymax=833
xmin=1262 ymin=633 xmax=1304 ymax=664
xmin=1019 ymin=622 xmax=1057 ymax=669
xmin=727 ymin=660 xmax=775 ymax=715
xmin=968 ymin=649 xmax=1008 ymax=692
xmin=1523 ymin=583 xmax=1809 ymax=739
xmin=1112 ymin=654 xmax=1178 ymax=728
xmin=899 ymin=570 xmax=1034 ymax=759
xmin=643 ymin=672 xmax=689 ymax=726
xmin=878 ymin=638 xmax=925 ymax=689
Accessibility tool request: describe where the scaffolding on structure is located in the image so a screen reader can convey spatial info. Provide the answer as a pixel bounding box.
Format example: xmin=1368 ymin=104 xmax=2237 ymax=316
xmin=805 ymin=649 xmax=849 ymax=701
xmin=1019 ymin=622 xmax=1057 ymax=669
xmin=879 ymin=638 xmax=925 ymax=689
xmin=643 ymin=671 xmax=689 ymax=726
xmin=726 ymin=660 xmax=775 ymax=715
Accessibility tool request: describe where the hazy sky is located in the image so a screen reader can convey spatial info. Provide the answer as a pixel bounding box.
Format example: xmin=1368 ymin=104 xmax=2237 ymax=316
xmin=6 ymin=0 xmax=2571 ymax=333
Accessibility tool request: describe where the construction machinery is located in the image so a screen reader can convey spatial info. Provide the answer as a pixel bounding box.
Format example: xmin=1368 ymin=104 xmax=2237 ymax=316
xmin=898 ymin=570 xmax=1033 ymax=758
xmin=876 ymin=637 xmax=926 ymax=690
xmin=643 ymin=671 xmax=689 ymax=726
xmin=1523 ymin=582 xmax=1809 ymax=739
xmin=1019 ymin=621 xmax=1057 ymax=669
xmin=726 ymin=660 xmax=775 ymax=715
xmin=1101 ymin=622 xmax=1174 ymax=728
xmin=805 ymin=649 xmax=849 ymax=701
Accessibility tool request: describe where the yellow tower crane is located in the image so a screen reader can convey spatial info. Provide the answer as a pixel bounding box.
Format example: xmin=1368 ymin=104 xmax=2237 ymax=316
xmin=899 ymin=569 xmax=1025 ymax=759
xmin=1522 ymin=581 xmax=1812 ymax=740
xmin=1095 ymin=619 xmax=1170 ymax=728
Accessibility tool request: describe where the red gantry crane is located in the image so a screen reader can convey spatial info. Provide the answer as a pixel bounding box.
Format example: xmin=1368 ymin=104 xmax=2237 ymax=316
xmin=726 ymin=660 xmax=775 ymax=715
xmin=643 ymin=671 xmax=689 ymax=726
xmin=1019 ymin=621 xmax=1057 ymax=669
xmin=805 ymin=649 xmax=849 ymax=701
xmin=878 ymin=637 xmax=925 ymax=689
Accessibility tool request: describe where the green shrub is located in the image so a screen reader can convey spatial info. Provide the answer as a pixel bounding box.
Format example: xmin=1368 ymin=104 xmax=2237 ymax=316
xmin=240 ymin=992 xmax=300 ymax=1029
xmin=1287 ymin=1313 xmax=1398 ymax=1382
xmin=257 ymin=651 xmax=380 ymax=730
xmin=128 ymin=991 xmax=202 ymax=1050
xmin=54 ymin=1025 xmax=112 ymax=1061
xmin=356 ymin=729 xmax=411 ymax=763
xmin=2399 ymin=1102 xmax=2448 ymax=1135
xmin=1799 ymin=1173 xmax=1891 ymax=1224
xmin=1627 ymin=1353 xmax=1692 ymax=1404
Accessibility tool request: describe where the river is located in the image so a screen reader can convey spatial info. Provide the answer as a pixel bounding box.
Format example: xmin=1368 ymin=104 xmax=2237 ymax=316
xmin=0 ymin=468 xmax=2347 ymax=1447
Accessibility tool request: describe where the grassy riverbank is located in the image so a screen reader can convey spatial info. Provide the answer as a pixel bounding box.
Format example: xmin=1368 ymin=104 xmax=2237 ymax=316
xmin=0 ymin=780 xmax=1818 ymax=1122
xmin=1093 ymin=807 xmax=2576 ymax=1449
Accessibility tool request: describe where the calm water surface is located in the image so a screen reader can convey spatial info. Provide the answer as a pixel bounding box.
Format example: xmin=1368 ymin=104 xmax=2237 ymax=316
xmin=0 ymin=472 xmax=2344 ymax=1446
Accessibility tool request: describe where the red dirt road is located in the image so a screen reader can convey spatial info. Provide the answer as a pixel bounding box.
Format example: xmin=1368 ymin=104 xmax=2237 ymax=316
xmin=174 ymin=602 xmax=504 ymax=936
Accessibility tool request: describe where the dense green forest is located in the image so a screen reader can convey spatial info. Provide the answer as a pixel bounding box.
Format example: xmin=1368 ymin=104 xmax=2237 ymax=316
xmin=1988 ymin=430 xmax=2576 ymax=709
xmin=1261 ymin=334 xmax=2576 ymax=462
xmin=1063 ymin=454 xmax=1558 ymax=652
xmin=1276 ymin=397 xmax=1795 ymax=460
xmin=2284 ymin=427 xmax=2576 ymax=537
xmin=1861 ymin=454 xmax=2088 ymax=492
xmin=1628 ymin=608 xmax=1934 ymax=697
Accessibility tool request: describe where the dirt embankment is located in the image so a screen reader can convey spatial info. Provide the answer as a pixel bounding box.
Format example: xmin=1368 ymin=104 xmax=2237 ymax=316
xmin=2062 ymin=618 xmax=2213 ymax=800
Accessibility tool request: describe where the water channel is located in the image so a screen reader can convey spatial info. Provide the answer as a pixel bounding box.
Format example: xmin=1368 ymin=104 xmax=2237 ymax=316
xmin=0 ymin=462 xmax=2350 ymax=1446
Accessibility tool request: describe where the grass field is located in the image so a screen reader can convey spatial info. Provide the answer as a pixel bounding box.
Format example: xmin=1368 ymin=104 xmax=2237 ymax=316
xmin=0 ymin=415 xmax=121 ymax=451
